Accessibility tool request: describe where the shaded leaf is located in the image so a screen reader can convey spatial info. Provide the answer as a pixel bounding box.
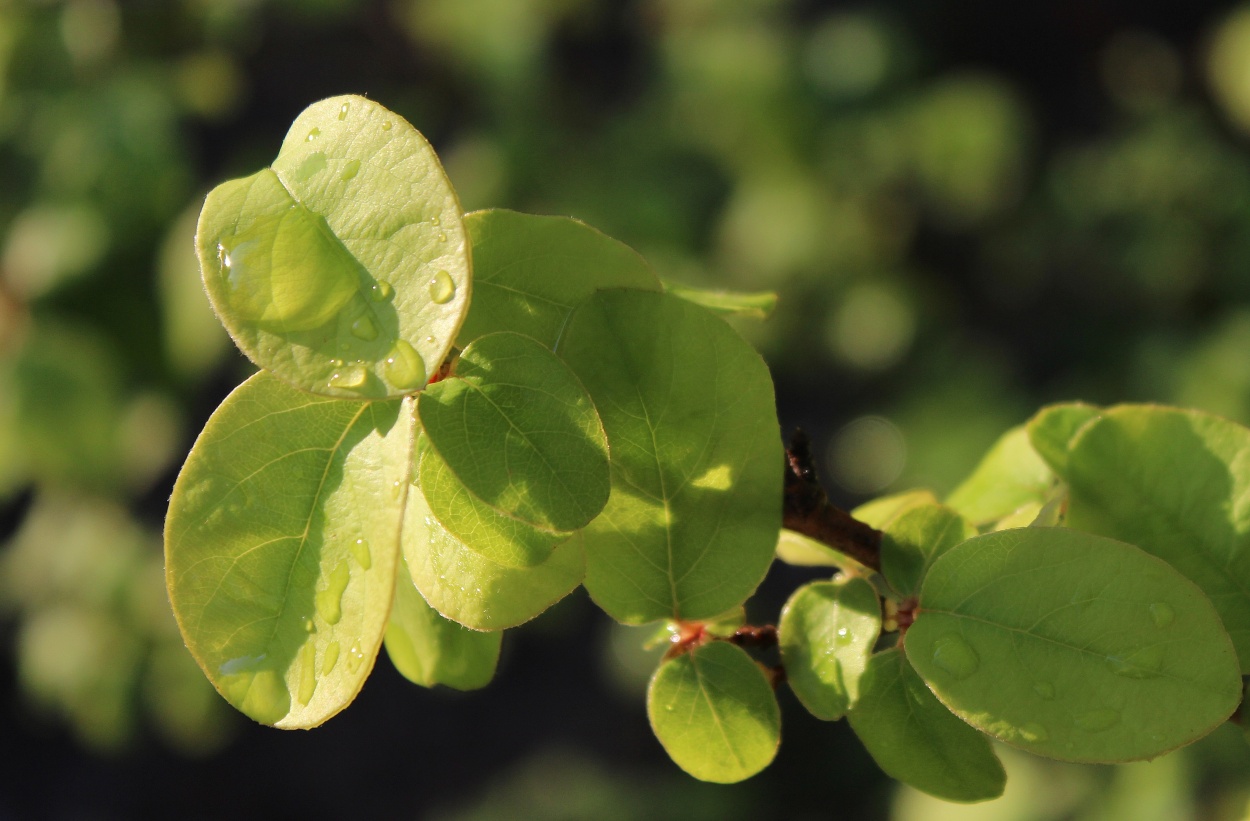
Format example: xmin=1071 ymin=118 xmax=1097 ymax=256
xmin=907 ymin=527 xmax=1241 ymax=762
xmin=880 ymin=503 xmax=976 ymax=599
xmin=1027 ymin=402 xmax=1102 ymax=477
xmin=384 ymin=553 xmax=501 ymax=690
xmin=848 ymin=648 xmax=1005 ymax=802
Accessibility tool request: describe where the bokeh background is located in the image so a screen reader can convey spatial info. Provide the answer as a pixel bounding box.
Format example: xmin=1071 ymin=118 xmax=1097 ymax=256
xmin=5 ymin=0 xmax=1250 ymax=818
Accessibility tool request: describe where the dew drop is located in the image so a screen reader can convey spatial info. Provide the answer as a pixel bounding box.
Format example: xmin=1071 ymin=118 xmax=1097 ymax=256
xmin=1075 ymin=708 xmax=1120 ymax=732
xmin=383 ymin=340 xmax=427 ymax=390
xmin=390 ymin=479 xmax=402 ymax=500
xmin=381 ymin=121 xmax=392 ymax=131
xmin=303 ymin=618 xmax=315 ymax=633
xmin=323 ymin=641 xmax=341 ymax=674
xmin=350 ymin=314 xmax=379 ymax=341
xmin=931 ymin=634 xmax=979 ymax=680
xmin=340 ymin=159 xmax=361 ymax=181
xmin=834 ymin=626 xmax=853 ymax=646
xmin=1020 ymin=722 xmax=1049 ymax=742
xmin=437 ymin=232 xmax=447 ymax=242
xmin=306 ymin=127 xmax=321 ymax=141
xmin=314 ymin=561 xmax=351 ymax=625
xmin=428 ymin=270 xmax=456 ymax=304
xmin=338 ymin=102 xmax=349 ymax=120
xmin=296 ymin=640 xmax=318 ymax=706
xmin=1033 ymin=681 xmax=1056 ymax=700
xmin=370 ymin=280 xmax=393 ymax=302
xmin=330 ymin=358 xmax=344 ymax=368
xmin=1149 ymin=602 xmax=1175 ymax=628
xmin=350 ymin=537 xmax=372 ymax=570
xmin=328 ymin=364 xmax=367 ymax=390
xmin=294 ymin=151 xmax=327 ymax=181
xmin=345 ymin=644 xmax=365 ymax=674
xmin=1106 ymin=645 xmax=1164 ymax=679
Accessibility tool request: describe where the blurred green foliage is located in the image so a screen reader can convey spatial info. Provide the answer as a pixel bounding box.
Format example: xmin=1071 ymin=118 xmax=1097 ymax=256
xmin=6 ymin=0 xmax=1250 ymax=816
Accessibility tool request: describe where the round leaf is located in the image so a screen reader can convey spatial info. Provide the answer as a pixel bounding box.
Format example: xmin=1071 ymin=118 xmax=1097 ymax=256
xmin=165 ymin=373 xmax=412 ymax=727
xmin=402 ymin=450 xmax=585 ymax=631
xmin=945 ymin=426 xmax=1054 ymax=527
xmin=196 ymin=95 xmax=470 ymax=398
xmin=848 ymin=648 xmax=1005 ymax=803
xmin=456 ymin=209 xmax=660 ymax=348
xmin=647 ymin=641 xmax=781 ymax=784
xmin=418 ymin=332 xmax=610 ymax=533
xmin=1041 ymin=405 xmax=1250 ymax=668
xmin=907 ymin=527 xmax=1241 ymax=763
xmin=558 ymin=289 xmax=783 ymax=623
xmin=384 ymin=553 xmax=502 ymax=691
xmin=779 ymin=577 xmax=881 ymax=720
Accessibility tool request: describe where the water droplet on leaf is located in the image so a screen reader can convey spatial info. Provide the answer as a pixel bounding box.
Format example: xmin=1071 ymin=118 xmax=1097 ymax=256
xmin=383 ymin=340 xmax=427 ymax=390
xmin=340 ymin=159 xmax=360 ymax=181
xmin=1106 ymin=645 xmax=1164 ymax=679
xmin=350 ymin=314 xmax=379 ymax=341
xmin=1075 ymin=708 xmax=1120 ymax=732
xmin=313 ymin=561 xmax=351 ymax=625
xmin=1021 ymin=722 xmax=1049 ymax=742
xmin=429 ymin=270 xmax=455 ymax=304
xmin=338 ymin=102 xmax=349 ymax=120
xmin=328 ymin=364 xmax=367 ymax=390
xmin=381 ymin=121 xmax=392 ymax=131
xmin=437 ymin=232 xmax=447 ymax=242
xmin=345 ymin=644 xmax=365 ymax=674
xmin=1149 ymin=602 xmax=1175 ymax=628
xmin=835 ymin=626 xmax=852 ymax=646
xmin=931 ymin=634 xmax=979 ymax=680
xmin=294 ymin=152 xmax=327 ymax=181
xmin=350 ymin=538 xmax=372 ymax=569
xmin=296 ymin=641 xmax=318 ymax=706
xmin=323 ymin=641 xmax=341 ymax=674
xmin=306 ymin=127 xmax=321 ymax=141
xmin=370 ymin=280 xmax=393 ymax=302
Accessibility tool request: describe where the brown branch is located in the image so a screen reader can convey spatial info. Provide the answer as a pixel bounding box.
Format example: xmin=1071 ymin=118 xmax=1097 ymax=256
xmin=782 ymin=429 xmax=883 ymax=573
xmin=728 ymin=624 xmax=777 ymax=648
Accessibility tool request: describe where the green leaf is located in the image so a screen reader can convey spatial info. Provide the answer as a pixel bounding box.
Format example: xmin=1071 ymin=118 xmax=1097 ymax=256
xmin=196 ymin=95 xmax=469 ymax=398
xmin=557 ymin=289 xmax=783 ymax=623
xmin=165 ymin=372 xmax=412 ymax=727
xmin=906 ymin=527 xmax=1241 ymax=762
xmin=418 ymin=332 xmax=610 ymax=533
xmin=1041 ymin=404 xmax=1250 ymax=670
xmin=647 ymin=641 xmax=781 ymax=783
xmin=779 ymin=577 xmax=881 ymax=720
xmin=384 ymin=553 xmax=501 ymax=690
xmin=851 ymin=489 xmax=939 ymax=530
xmin=848 ymin=648 xmax=1005 ymax=803
xmin=1026 ymin=402 xmax=1102 ymax=476
xmin=402 ymin=452 xmax=585 ymax=630
xmin=417 ymin=437 xmax=571 ymax=568
xmin=880 ymin=503 xmax=976 ymax=599
xmin=775 ymin=529 xmax=857 ymax=568
xmin=456 ymin=209 xmax=660 ymax=349
xmin=945 ymin=426 xmax=1054 ymax=526
xmin=662 ymin=281 xmax=778 ymax=319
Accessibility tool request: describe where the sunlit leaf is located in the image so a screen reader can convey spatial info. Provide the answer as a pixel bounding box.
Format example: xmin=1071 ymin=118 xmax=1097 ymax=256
xmin=558 ymin=289 xmax=782 ymax=623
xmin=662 ymin=280 xmax=778 ymax=319
xmin=165 ymin=373 xmax=411 ymax=727
xmin=879 ymin=503 xmax=976 ymax=599
xmin=196 ymin=94 xmax=469 ymax=398
xmin=418 ymin=332 xmax=610 ymax=534
xmin=906 ymin=527 xmax=1241 ymax=762
xmin=1036 ymin=404 xmax=1250 ymax=669
xmin=403 ymin=440 xmax=585 ymax=631
xmin=945 ymin=426 xmax=1054 ymax=526
xmin=851 ymin=489 xmax=939 ymax=530
xmin=647 ymin=641 xmax=780 ymax=783
xmin=384 ymin=553 xmax=501 ymax=690
xmin=775 ymin=528 xmax=857 ymax=568
xmin=456 ymin=209 xmax=660 ymax=349
xmin=848 ymin=648 xmax=1005 ymax=802
xmin=779 ymin=577 xmax=880 ymax=720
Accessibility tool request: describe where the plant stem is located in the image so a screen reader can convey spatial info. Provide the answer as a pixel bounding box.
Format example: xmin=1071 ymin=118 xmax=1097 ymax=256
xmin=782 ymin=430 xmax=883 ymax=573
